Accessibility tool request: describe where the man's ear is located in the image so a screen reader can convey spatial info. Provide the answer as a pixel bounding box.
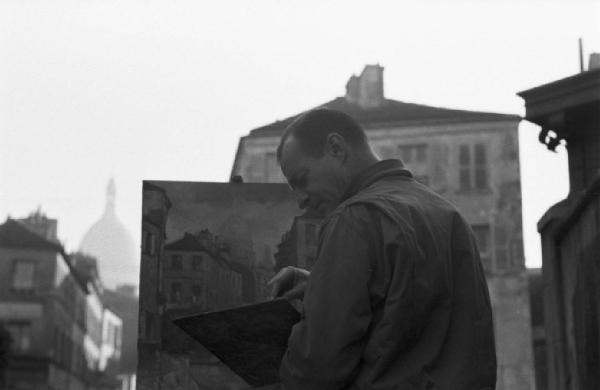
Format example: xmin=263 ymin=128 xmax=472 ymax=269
xmin=324 ymin=133 xmax=347 ymax=162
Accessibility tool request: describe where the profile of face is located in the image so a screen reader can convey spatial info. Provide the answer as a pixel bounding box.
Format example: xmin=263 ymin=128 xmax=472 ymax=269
xmin=279 ymin=134 xmax=349 ymax=217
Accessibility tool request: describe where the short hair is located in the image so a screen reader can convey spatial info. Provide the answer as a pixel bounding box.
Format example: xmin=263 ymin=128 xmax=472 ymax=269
xmin=276 ymin=108 xmax=369 ymax=163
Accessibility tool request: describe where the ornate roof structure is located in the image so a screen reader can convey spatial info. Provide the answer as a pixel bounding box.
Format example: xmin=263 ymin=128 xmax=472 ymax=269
xmin=79 ymin=178 xmax=137 ymax=289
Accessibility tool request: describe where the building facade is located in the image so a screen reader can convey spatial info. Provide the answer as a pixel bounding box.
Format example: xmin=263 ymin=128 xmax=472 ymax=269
xmin=71 ymin=252 xmax=123 ymax=389
xmin=0 ymin=212 xmax=124 ymax=390
xmin=138 ymin=181 xmax=301 ymax=389
xmin=101 ymin=287 xmax=137 ymax=390
xmin=162 ymin=231 xmax=244 ymax=313
xmin=139 ymin=182 xmax=171 ymax=344
xmin=518 ymin=55 xmax=600 ymax=390
xmin=231 ymin=65 xmax=536 ymax=390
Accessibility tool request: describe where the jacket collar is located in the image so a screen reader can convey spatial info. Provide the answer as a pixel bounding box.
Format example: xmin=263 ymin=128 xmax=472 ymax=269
xmin=340 ymin=159 xmax=413 ymax=203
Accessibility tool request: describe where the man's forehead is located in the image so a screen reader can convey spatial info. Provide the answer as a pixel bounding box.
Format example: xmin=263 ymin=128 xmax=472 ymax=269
xmin=279 ymin=136 xmax=302 ymax=175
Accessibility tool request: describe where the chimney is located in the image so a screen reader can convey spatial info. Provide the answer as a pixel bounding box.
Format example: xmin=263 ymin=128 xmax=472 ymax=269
xmin=589 ymin=53 xmax=600 ymax=71
xmin=17 ymin=208 xmax=58 ymax=242
xmin=345 ymin=64 xmax=385 ymax=108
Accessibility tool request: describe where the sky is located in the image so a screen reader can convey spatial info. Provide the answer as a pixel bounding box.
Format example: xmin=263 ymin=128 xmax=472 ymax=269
xmin=1 ymin=0 xmax=599 ymax=268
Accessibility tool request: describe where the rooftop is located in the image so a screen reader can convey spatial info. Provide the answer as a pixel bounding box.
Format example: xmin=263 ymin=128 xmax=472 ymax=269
xmin=248 ymin=97 xmax=520 ymax=137
xmin=164 ymin=232 xmax=212 ymax=252
xmin=0 ymin=218 xmax=63 ymax=252
xmin=0 ymin=218 xmax=89 ymax=293
xmin=246 ymin=64 xmax=520 ymax=138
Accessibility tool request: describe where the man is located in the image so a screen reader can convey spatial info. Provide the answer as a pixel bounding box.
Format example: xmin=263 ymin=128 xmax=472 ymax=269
xmin=269 ymin=108 xmax=496 ymax=390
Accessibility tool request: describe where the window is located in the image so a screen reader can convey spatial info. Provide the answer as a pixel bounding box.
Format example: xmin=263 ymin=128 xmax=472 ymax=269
xmin=115 ymin=325 xmax=122 ymax=350
xmin=191 ymin=284 xmax=203 ymax=304
xmin=171 ymin=255 xmax=183 ymax=270
xmin=494 ymin=226 xmax=509 ymax=271
xmin=459 ymin=144 xmax=470 ymax=189
xmin=112 ymin=324 xmax=119 ymax=349
xmin=6 ymin=322 xmax=32 ymax=352
xmin=474 ymin=144 xmax=487 ymax=189
xmin=12 ymin=260 xmax=35 ymax=291
xmin=472 ymin=225 xmax=491 ymax=272
xmin=416 ymin=145 xmax=427 ymax=162
xmin=106 ymin=323 xmax=114 ymax=346
xmin=192 ymin=255 xmax=203 ymax=271
xmin=459 ymin=143 xmax=488 ymax=190
xmin=398 ymin=144 xmax=428 ymax=164
xmin=170 ymin=282 xmax=182 ymax=303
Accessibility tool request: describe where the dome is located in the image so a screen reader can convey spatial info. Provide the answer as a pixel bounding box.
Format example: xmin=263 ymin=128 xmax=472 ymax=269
xmin=79 ymin=178 xmax=138 ymax=289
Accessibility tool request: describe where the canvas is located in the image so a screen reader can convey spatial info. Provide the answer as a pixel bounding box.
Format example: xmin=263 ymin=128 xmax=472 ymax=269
xmin=173 ymin=299 xmax=300 ymax=387
xmin=137 ymin=180 xmax=320 ymax=390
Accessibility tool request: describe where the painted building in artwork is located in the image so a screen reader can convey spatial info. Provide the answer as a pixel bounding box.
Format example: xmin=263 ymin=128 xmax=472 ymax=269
xmin=162 ymin=231 xmax=244 ymax=313
xmin=274 ymin=213 xmax=321 ymax=271
xmin=139 ymin=182 xmax=171 ymax=350
xmin=518 ymin=54 xmax=600 ymax=390
xmin=0 ymin=212 xmax=124 ymax=390
xmin=231 ymin=65 xmax=535 ymax=390
xmin=137 ymin=182 xmax=299 ymax=390
xmin=154 ymin=231 xmax=250 ymax=390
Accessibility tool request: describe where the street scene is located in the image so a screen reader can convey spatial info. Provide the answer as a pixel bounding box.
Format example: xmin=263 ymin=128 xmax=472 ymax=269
xmin=1 ymin=2 xmax=599 ymax=390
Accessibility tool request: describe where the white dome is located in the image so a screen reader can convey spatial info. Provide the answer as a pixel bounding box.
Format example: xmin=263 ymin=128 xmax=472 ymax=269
xmin=79 ymin=179 xmax=138 ymax=289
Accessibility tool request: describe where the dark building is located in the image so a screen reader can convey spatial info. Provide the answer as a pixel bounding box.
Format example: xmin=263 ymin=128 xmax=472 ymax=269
xmin=139 ymin=182 xmax=171 ymax=345
xmin=0 ymin=215 xmax=123 ymax=390
xmin=518 ymin=54 xmax=600 ymax=390
xmin=102 ymin=287 xmax=136 ymax=390
xmin=138 ymin=182 xmax=171 ymax=390
xmin=528 ymin=268 xmax=548 ymax=390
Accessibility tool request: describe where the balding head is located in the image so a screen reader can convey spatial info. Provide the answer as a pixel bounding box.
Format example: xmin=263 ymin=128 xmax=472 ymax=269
xmin=276 ymin=108 xmax=370 ymax=164
xmin=276 ymin=109 xmax=380 ymax=216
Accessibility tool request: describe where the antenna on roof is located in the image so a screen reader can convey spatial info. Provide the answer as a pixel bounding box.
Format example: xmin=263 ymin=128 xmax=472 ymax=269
xmin=579 ymin=38 xmax=585 ymax=72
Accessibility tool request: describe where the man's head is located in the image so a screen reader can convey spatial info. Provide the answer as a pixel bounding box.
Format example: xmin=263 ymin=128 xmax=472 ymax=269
xmin=277 ymin=108 xmax=378 ymax=216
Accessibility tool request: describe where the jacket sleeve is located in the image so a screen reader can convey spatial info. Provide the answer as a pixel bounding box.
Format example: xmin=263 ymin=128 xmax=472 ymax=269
xmin=280 ymin=210 xmax=373 ymax=390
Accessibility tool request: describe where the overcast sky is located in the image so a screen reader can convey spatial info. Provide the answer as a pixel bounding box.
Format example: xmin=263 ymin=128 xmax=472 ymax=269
xmin=1 ymin=0 xmax=599 ymax=268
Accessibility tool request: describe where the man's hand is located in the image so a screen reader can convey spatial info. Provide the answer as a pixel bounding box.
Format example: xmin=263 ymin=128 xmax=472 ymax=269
xmin=268 ymin=266 xmax=310 ymax=301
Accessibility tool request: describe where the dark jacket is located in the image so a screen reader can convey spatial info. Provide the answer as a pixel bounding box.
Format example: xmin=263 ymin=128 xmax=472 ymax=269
xmin=280 ymin=159 xmax=496 ymax=390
